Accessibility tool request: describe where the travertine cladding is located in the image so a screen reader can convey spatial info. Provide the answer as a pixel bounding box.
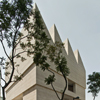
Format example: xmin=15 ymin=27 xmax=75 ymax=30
xmin=6 ymin=65 xmax=36 ymax=100
xmin=6 ymin=3 xmax=86 ymax=100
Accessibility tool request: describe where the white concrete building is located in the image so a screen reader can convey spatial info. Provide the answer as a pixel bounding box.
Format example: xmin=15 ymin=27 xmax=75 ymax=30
xmin=5 ymin=4 xmax=86 ymax=100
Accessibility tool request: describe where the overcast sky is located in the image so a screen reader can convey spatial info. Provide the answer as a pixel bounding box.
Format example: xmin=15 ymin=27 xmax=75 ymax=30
xmin=33 ymin=0 xmax=100 ymax=100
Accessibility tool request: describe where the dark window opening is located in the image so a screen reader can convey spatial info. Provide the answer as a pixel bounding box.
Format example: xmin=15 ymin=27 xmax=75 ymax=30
xmin=68 ymin=80 xmax=75 ymax=92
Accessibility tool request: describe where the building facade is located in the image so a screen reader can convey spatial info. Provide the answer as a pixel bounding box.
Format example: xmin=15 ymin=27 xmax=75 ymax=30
xmin=5 ymin=4 xmax=86 ymax=100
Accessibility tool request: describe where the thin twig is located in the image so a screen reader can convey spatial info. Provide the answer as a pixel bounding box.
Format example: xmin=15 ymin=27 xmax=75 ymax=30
xmin=1 ymin=70 xmax=6 ymax=84
xmin=1 ymin=78 xmax=6 ymax=84
xmin=0 ymin=40 xmax=12 ymax=62
xmin=13 ymin=51 xmax=27 ymax=58
xmin=15 ymin=34 xmax=29 ymax=48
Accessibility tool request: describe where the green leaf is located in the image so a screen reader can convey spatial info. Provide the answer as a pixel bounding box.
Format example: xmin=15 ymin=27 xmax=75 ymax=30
xmin=14 ymin=75 xmax=22 ymax=81
xmin=45 ymin=75 xmax=55 ymax=85
xmin=5 ymin=71 xmax=10 ymax=76
xmin=21 ymin=57 xmax=26 ymax=62
xmin=5 ymin=62 xmax=10 ymax=66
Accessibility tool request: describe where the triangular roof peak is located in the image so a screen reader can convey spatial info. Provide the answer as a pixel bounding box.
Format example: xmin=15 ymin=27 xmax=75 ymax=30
xmin=33 ymin=3 xmax=38 ymax=10
xmin=64 ymin=38 xmax=77 ymax=63
xmin=64 ymin=38 xmax=73 ymax=55
xmin=33 ymin=3 xmax=52 ymax=41
xmin=74 ymin=49 xmax=84 ymax=67
xmin=49 ymin=24 xmax=62 ymax=43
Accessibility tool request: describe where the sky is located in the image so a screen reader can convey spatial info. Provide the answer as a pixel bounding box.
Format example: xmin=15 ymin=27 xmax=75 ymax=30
xmin=33 ymin=0 xmax=100 ymax=100
xmin=0 ymin=0 xmax=100 ymax=99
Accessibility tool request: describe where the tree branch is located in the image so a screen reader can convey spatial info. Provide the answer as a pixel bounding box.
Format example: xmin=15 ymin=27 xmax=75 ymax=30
xmin=1 ymin=70 xmax=7 ymax=84
xmin=0 ymin=40 xmax=12 ymax=61
xmin=47 ymin=69 xmax=55 ymax=75
xmin=0 ymin=31 xmax=3 ymax=41
xmin=51 ymin=82 xmax=61 ymax=100
xmin=47 ymin=69 xmax=61 ymax=100
xmin=4 ymin=24 xmax=21 ymax=89
xmin=15 ymin=34 xmax=29 ymax=48
xmin=61 ymin=73 xmax=67 ymax=100
xmin=1 ymin=78 xmax=7 ymax=84
xmin=13 ymin=51 xmax=27 ymax=58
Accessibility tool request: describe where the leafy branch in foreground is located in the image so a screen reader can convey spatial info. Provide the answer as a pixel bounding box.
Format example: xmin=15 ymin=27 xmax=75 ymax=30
xmin=0 ymin=0 xmax=34 ymax=100
xmin=87 ymin=72 xmax=100 ymax=100
xmin=33 ymin=34 xmax=70 ymax=100
xmin=0 ymin=0 xmax=70 ymax=100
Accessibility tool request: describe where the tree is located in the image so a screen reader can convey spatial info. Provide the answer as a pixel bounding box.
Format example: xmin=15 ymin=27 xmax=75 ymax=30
xmin=0 ymin=0 xmax=69 ymax=100
xmin=0 ymin=0 xmax=36 ymax=99
xmin=34 ymin=40 xmax=70 ymax=100
xmin=87 ymin=72 xmax=100 ymax=100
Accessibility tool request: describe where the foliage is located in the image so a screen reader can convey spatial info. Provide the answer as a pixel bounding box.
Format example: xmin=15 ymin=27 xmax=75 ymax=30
xmin=87 ymin=72 xmax=100 ymax=100
xmin=34 ymin=40 xmax=70 ymax=100
xmin=0 ymin=0 xmax=70 ymax=100
xmin=0 ymin=0 xmax=34 ymax=100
